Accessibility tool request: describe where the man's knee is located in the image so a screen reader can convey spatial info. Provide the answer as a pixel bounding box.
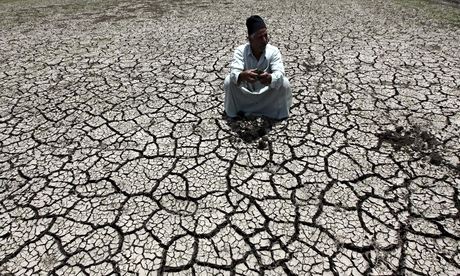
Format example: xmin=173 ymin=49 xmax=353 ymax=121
xmin=224 ymin=75 xmax=231 ymax=92
xmin=281 ymin=77 xmax=292 ymax=108
xmin=281 ymin=77 xmax=291 ymax=92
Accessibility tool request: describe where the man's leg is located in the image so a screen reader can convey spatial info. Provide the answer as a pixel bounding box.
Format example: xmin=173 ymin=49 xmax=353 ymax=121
xmin=277 ymin=77 xmax=292 ymax=119
xmin=257 ymin=76 xmax=292 ymax=119
xmin=224 ymin=75 xmax=292 ymax=119
xmin=224 ymin=75 xmax=239 ymax=118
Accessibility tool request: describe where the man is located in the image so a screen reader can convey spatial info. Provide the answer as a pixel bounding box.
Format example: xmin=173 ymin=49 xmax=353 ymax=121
xmin=224 ymin=15 xmax=292 ymax=120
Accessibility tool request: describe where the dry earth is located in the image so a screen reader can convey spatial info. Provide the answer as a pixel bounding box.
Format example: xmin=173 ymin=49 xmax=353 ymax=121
xmin=0 ymin=0 xmax=459 ymax=275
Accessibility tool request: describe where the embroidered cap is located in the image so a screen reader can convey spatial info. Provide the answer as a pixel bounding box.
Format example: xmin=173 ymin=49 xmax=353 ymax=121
xmin=246 ymin=15 xmax=266 ymax=36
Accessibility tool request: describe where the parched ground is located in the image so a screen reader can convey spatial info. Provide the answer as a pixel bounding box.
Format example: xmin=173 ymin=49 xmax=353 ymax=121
xmin=0 ymin=0 xmax=459 ymax=275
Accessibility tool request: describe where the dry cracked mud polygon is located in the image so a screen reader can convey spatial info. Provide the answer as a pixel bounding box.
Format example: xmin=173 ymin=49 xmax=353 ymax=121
xmin=1 ymin=0 xmax=459 ymax=275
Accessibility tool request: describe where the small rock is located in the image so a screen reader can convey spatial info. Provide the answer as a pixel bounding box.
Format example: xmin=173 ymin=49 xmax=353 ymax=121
xmin=420 ymin=131 xmax=431 ymax=141
xmin=241 ymin=131 xmax=255 ymax=143
xmin=258 ymin=140 xmax=267 ymax=150
xmin=257 ymin=127 xmax=267 ymax=137
xmin=429 ymin=152 xmax=442 ymax=166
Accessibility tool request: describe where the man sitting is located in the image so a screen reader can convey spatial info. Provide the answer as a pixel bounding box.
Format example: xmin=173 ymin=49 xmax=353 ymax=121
xmin=224 ymin=15 xmax=292 ymax=120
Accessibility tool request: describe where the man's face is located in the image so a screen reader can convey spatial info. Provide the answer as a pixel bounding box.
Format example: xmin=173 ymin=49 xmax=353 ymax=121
xmin=249 ymin=28 xmax=269 ymax=53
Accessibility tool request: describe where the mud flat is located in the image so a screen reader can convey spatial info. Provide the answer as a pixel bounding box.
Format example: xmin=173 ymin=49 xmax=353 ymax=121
xmin=0 ymin=0 xmax=459 ymax=275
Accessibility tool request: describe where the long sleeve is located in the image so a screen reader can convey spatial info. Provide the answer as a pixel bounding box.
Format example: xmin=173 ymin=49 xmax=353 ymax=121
xmin=269 ymin=48 xmax=285 ymax=89
xmin=229 ymin=46 xmax=245 ymax=85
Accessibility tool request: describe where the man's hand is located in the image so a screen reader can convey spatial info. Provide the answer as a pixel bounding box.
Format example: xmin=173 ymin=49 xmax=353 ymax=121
xmin=238 ymin=69 xmax=259 ymax=83
xmin=258 ymin=72 xmax=272 ymax=85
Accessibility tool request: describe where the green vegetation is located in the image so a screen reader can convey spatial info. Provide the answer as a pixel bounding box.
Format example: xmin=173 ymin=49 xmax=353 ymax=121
xmin=395 ymin=0 xmax=460 ymax=25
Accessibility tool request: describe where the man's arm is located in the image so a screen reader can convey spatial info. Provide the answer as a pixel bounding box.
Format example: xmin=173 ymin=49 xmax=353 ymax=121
xmin=268 ymin=48 xmax=285 ymax=89
xmin=230 ymin=46 xmax=258 ymax=85
xmin=229 ymin=47 xmax=244 ymax=85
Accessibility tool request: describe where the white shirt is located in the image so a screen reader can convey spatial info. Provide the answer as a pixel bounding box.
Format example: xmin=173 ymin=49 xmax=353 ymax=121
xmin=229 ymin=43 xmax=285 ymax=94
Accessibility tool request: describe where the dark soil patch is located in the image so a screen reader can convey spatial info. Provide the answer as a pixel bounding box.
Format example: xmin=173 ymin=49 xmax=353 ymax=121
xmin=224 ymin=113 xmax=278 ymax=147
xmin=377 ymin=125 xmax=445 ymax=166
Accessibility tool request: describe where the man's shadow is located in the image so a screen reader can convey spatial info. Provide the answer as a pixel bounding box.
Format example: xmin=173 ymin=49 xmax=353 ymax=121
xmin=223 ymin=111 xmax=281 ymax=147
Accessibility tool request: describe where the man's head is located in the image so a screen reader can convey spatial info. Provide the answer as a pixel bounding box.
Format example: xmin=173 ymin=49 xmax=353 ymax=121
xmin=246 ymin=15 xmax=269 ymax=53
